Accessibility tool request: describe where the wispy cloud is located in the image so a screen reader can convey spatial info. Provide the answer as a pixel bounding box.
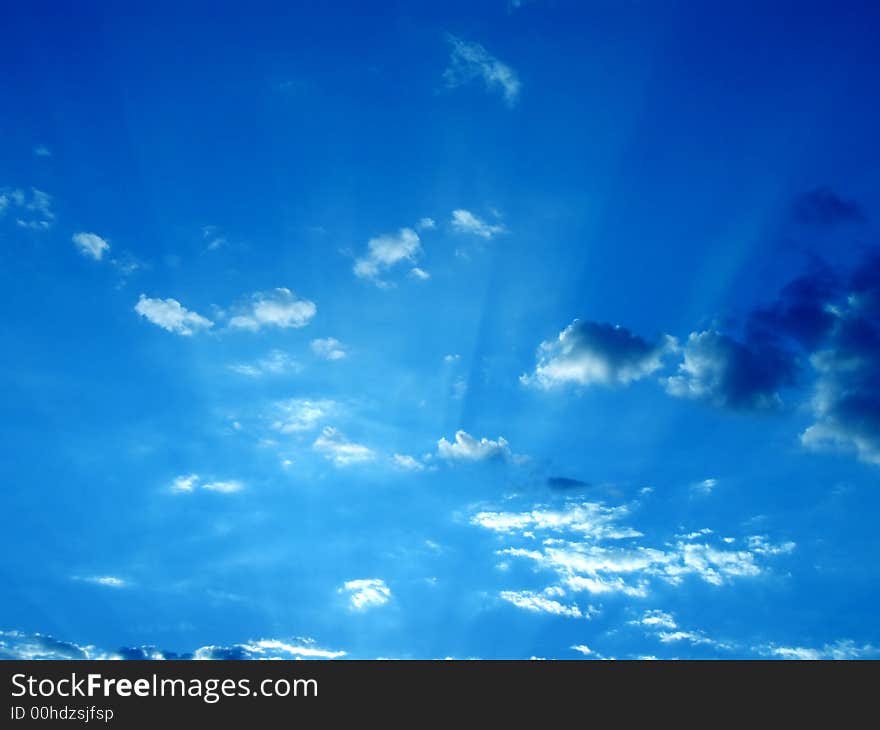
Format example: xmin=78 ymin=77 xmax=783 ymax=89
xmin=0 ymin=187 xmax=55 ymax=230
xmin=170 ymin=474 xmax=243 ymax=494
xmin=72 ymin=232 xmax=110 ymax=261
xmin=135 ymin=294 xmax=213 ymax=336
xmin=444 ymin=35 xmax=521 ymax=106
xmin=229 ymin=350 xmax=301 ymax=377
xmin=499 ymin=589 xmax=586 ymax=618
xmin=450 ymin=209 xmax=505 ymax=239
xmin=33 ymin=145 xmax=52 ymax=157
xmin=313 ymin=427 xmax=376 ymax=466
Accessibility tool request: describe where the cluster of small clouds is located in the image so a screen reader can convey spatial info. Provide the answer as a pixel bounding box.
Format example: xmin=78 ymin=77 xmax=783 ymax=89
xmin=499 ymin=587 xmax=592 ymax=619
xmin=341 ymin=578 xmax=392 ymax=611
xmin=0 ymin=187 xmax=55 ymax=230
xmin=313 ymin=427 xmax=376 ymax=467
xmin=171 ymin=474 xmax=244 ymax=494
xmin=472 ymin=497 xmax=795 ymax=609
xmin=230 ymin=349 xmax=301 ymax=377
xmin=0 ymin=631 xmax=345 ymax=660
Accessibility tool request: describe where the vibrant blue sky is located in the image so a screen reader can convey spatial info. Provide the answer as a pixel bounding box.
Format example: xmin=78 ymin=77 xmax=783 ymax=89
xmin=2 ymin=0 xmax=880 ymax=660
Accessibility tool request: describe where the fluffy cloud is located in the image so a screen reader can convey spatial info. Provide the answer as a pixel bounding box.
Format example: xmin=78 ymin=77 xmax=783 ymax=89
xmin=450 ymin=209 xmax=505 ymax=239
xmin=342 ymin=578 xmax=391 ymax=610
xmin=666 ymin=330 xmax=796 ymax=409
xmin=311 ymin=337 xmax=347 ymax=360
xmin=72 ymin=232 xmax=110 ymax=260
xmin=437 ymin=430 xmax=512 ymax=462
xmin=354 ymin=227 xmax=423 ymax=285
xmin=760 ymin=640 xmax=878 ymax=660
xmin=313 ymin=427 xmax=375 ymax=466
xmin=523 ymin=319 xmax=676 ymax=389
xmin=135 ymin=294 xmax=213 ymax=335
xmin=229 ymin=288 xmax=316 ymax=331
xmin=631 ymin=609 xmax=677 ymax=630
xmin=444 ymin=35 xmax=521 ymax=106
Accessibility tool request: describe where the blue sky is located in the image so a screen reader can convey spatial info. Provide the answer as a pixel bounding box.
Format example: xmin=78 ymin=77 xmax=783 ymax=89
xmin=2 ymin=0 xmax=880 ymax=660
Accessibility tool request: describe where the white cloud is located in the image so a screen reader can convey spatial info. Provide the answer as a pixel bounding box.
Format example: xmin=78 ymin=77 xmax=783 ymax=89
xmin=522 ymin=319 xmax=676 ymax=389
xmin=229 ymin=288 xmax=316 ymax=331
xmin=444 ymin=35 xmax=521 ymax=106
xmin=354 ymin=227 xmax=422 ymax=284
xmin=409 ymin=267 xmax=431 ymax=281
xmin=171 ymin=474 xmax=243 ymax=494
xmin=417 ymin=217 xmax=436 ymax=230
xmin=570 ymin=644 xmax=593 ymax=656
xmin=135 ymin=294 xmax=213 ymax=336
xmin=201 ymin=480 xmax=243 ymax=493
xmin=313 ymin=427 xmax=375 ymax=466
xmin=761 ymin=640 xmax=878 ymax=660
xmin=171 ymin=474 xmax=199 ymax=492
xmin=72 ymin=232 xmax=110 ymax=261
xmin=272 ymin=399 xmax=336 ymax=433
xmin=450 ymin=209 xmax=505 ymax=239
xmin=437 ymin=430 xmax=512 ymax=462
xmin=311 ymin=337 xmax=347 ymax=360
xmin=444 ymin=354 xmax=461 ymax=364
xmin=233 ymin=639 xmax=346 ymax=660
xmin=84 ymin=575 xmax=126 ymax=588
xmin=34 ymin=145 xmax=52 ymax=157
xmin=474 ymin=498 xmax=796 ymax=600
xmin=692 ymin=478 xmax=717 ymax=494
xmin=229 ymin=350 xmax=301 ymax=377
xmin=631 ymin=609 xmax=677 ymax=630
xmin=342 ymin=578 xmax=391 ymax=610
xmin=499 ymin=590 xmax=584 ymax=618
xmin=393 ymin=454 xmax=425 ymax=471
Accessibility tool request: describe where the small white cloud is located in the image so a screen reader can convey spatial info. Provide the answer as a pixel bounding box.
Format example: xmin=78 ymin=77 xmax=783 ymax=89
xmin=692 ymin=478 xmax=717 ymax=494
xmin=571 ymin=644 xmax=593 ymax=656
xmin=444 ymin=35 xmax=521 ymax=106
xmin=450 ymin=209 xmax=505 ymax=239
xmin=72 ymin=232 xmax=110 ymax=261
xmin=135 ymin=294 xmax=213 ymax=336
xmin=417 ymin=217 xmax=436 ymax=230
xmin=272 ymin=399 xmax=336 ymax=433
xmin=393 ymin=454 xmax=425 ymax=471
xmin=229 ymin=288 xmax=316 ymax=331
xmin=172 ymin=474 xmax=199 ymax=492
xmin=437 ymin=430 xmax=512 ymax=462
xmin=631 ymin=609 xmax=678 ymax=630
xmin=201 ymin=480 xmax=243 ymax=493
xmin=311 ymin=337 xmax=347 ymax=361
xmin=444 ymin=354 xmax=461 ymax=364
xmin=313 ymin=427 xmax=375 ymax=466
xmin=409 ymin=267 xmax=431 ymax=281
xmin=84 ymin=576 xmax=126 ymax=588
xmin=34 ymin=145 xmax=52 ymax=157
xmin=342 ymin=578 xmax=391 ymax=610
xmin=500 ymin=590 xmax=584 ymax=618
xmin=354 ymin=227 xmax=422 ymax=284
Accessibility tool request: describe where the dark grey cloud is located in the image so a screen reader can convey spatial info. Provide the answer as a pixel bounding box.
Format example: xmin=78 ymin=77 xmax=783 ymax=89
xmin=793 ymin=187 xmax=866 ymax=227
xmin=547 ymin=476 xmax=591 ymax=490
